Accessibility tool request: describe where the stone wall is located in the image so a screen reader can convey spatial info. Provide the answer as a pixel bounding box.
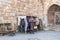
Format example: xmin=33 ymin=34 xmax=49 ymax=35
xmin=0 ymin=0 xmax=60 ymax=31
xmin=0 ymin=0 xmax=43 ymax=30
xmin=0 ymin=0 xmax=43 ymax=21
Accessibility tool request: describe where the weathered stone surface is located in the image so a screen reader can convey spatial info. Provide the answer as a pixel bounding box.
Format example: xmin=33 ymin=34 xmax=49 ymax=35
xmin=0 ymin=0 xmax=60 ymax=31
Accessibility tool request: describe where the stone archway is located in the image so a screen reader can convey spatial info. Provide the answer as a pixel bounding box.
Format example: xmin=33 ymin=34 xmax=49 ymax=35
xmin=47 ymin=4 xmax=60 ymax=25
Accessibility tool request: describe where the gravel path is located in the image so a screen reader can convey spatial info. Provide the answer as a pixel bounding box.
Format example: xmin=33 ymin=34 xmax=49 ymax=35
xmin=0 ymin=31 xmax=60 ymax=40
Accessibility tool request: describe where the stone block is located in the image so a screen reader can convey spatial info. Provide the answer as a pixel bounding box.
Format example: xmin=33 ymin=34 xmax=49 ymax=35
xmin=4 ymin=16 xmax=8 ymax=20
xmin=0 ymin=17 xmax=3 ymax=20
xmin=10 ymin=13 xmax=15 ymax=16
xmin=8 ymin=16 xmax=14 ymax=20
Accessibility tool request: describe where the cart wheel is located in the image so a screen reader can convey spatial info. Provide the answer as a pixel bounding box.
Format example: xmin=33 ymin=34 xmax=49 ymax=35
xmin=9 ymin=32 xmax=15 ymax=36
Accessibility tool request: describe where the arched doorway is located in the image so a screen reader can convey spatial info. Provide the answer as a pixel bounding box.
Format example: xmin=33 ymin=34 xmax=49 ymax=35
xmin=47 ymin=4 xmax=60 ymax=25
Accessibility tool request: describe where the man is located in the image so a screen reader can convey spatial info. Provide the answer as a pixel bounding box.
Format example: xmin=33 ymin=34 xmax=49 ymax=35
xmin=20 ymin=19 xmax=25 ymax=32
xmin=29 ymin=16 xmax=34 ymax=33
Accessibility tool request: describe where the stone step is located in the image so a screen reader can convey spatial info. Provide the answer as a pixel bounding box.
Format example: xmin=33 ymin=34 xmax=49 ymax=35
xmin=48 ymin=25 xmax=60 ymax=31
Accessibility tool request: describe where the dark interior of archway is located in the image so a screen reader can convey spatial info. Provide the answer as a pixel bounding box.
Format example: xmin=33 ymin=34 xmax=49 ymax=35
xmin=47 ymin=4 xmax=60 ymax=25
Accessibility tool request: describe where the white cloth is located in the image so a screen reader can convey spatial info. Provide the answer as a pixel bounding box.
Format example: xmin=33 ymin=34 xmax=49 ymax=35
xmin=24 ymin=18 xmax=28 ymax=32
xmin=36 ymin=18 xmax=39 ymax=25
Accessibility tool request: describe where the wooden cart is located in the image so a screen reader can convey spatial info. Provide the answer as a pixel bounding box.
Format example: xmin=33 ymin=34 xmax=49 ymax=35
xmin=0 ymin=23 xmax=14 ymax=36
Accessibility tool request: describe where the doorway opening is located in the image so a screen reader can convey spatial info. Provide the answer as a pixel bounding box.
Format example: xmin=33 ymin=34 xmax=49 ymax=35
xmin=47 ymin=4 xmax=60 ymax=25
